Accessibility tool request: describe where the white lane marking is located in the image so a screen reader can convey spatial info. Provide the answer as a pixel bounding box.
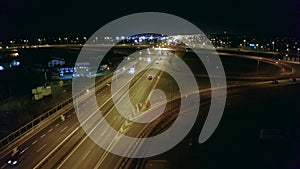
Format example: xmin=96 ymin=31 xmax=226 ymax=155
xmin=56 ymin=109 xmax=106 ymax=169
xmin=32 ymin=140 xmax=38 ymax=145
xmin=20 ymin=147 xmax=29 ymax=154
xmin=36 ymin=144 xmax=47 ymax=153
xmin=34 ymin=126 xmax=80 ymax=169
xmin=1 ymin=163 xmax=7 ymax=169
xmin=55 ymin=123 xmax=60 ymax=127
xmin=48 ymin=128 xmax=53 ymax=132
xmin=60 ymin=126 xmax=68 ymax=133
xmin=40 ymin=134 xmax=46 ymax=138
xmin=100 ymin=125 xmax=108 ymax=137
xmin=82 ymin=150 xmax=91 ymax=160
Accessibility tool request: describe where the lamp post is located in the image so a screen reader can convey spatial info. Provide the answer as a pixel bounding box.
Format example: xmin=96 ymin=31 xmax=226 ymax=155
xmin=64 ymin=37 xmax=68 ymax=44
xmin=243 ymin=39 xmax=246 ymax=49
xmin=256 ymin=44 xmax=261 ymax=73
xmin=37 ymin=39 xmax=41 ymax=45
xmin=272 ymin=41 xmax=275 ymax=51
xmin=256 ymin=44 xmax=259 ymax=56
xmin=257 ymin=57 xmax=262 ymax=73
xmin=95 ymin=37 xmax=98 ymax=44
xmin=24 ymin=39 xmax=28 ymax=46
xmin=207 ymin=56 xmax=209 ymax=70
xmin=297 ymin=48 xmax=300 ymax=62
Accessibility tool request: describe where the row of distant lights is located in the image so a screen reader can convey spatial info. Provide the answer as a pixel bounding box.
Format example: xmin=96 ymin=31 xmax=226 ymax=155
xmin=1 ymin=34 xmax=218 ymax=47
xmin=3 ymin=35 xmax=299 ymax=54
xmin=209 ymin=38 xmax=300 ymax=51
xmin=3 ymin=35 xmax=202 ymax=44
xmin=241 ymin=39 xmax=300 ymax=51
xmin=2 ymin=33 xmax=298 ymax=44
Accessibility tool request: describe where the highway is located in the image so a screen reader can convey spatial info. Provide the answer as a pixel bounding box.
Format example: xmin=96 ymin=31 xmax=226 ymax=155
xmin=52 ymin=58 xmax=168 ymax=168
xmin=141 ymin=80 xmax=300 ymax=169
xmin=0 ymin=49 xmax=185 ymax=168
xmin=1 ymin=47 xmax=300 ymax=169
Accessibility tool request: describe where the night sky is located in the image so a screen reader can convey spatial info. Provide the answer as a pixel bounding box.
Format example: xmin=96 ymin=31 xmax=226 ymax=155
xmin=0 ymin=0 xmax=299 ymax=39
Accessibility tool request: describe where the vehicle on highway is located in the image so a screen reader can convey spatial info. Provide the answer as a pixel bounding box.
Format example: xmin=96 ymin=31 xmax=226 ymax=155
xmin=7 ymin=153 xmax=23 ymax=166
xmin=147 ymin=75 xmax=153 ymax=80
xmin=272 ymin=80 xmax=279 ymax=84
xmin=289 ymin=77 xmax=296 ymax=82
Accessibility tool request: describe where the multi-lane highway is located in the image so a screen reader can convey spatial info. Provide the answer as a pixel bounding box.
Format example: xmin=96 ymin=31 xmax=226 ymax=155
xmin=0 ymin=49 xmax=184 ymax=168
xmin=0 ymin=47 xmax=300 ymax=169
xmin=51 ymin=55 xmax=169 ymax=169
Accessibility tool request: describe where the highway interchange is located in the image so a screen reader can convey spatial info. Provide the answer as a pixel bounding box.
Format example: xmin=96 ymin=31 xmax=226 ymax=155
xmin=0 ymin=46 xmax=300 ymax=169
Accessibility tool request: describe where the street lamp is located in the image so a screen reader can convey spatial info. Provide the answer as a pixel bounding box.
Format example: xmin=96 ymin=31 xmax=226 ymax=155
xmin=243 ymin=39 xmax=246 ymax=49
xmin=297 ymin=48 xmax=300 ymax=61
xmin=272 ymin=41 xmax=275 ymax=51
xmin=24 ymin=39 xmax=28 ymax=46
xmin=257 ymin=57 xmax=262 ymax=73
xmin=64 ymin=37 xmax=68 ymax=44
xmin=256 ymin=44 xmax=259 ymax=56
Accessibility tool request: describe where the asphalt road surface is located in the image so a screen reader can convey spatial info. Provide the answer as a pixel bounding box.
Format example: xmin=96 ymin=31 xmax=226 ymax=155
xmin=141 ymin=81 xmax=300 ymax=169
xmin=1 ymin=49 xmax=300 ymax=169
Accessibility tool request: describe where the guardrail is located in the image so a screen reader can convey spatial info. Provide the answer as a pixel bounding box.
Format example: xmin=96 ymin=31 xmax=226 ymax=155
xmin=117 ymin=88 xmax=210 ymax=169
xmin=0 ymin=74 xmax=112 ymax=150
xmin=35 ymin=57 xmax=161 ymax=168
xmin=117 ymin=104 xmax=180 ymax=169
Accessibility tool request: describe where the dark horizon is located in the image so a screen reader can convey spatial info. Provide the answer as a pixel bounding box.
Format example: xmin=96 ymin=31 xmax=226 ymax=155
xmin=0 ymin=0 xmax=299 ymax=39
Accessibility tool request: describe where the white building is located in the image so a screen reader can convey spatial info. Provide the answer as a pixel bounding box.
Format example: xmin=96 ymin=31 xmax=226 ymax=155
xmin=48 ymin=57 xmax=65 ymax=68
